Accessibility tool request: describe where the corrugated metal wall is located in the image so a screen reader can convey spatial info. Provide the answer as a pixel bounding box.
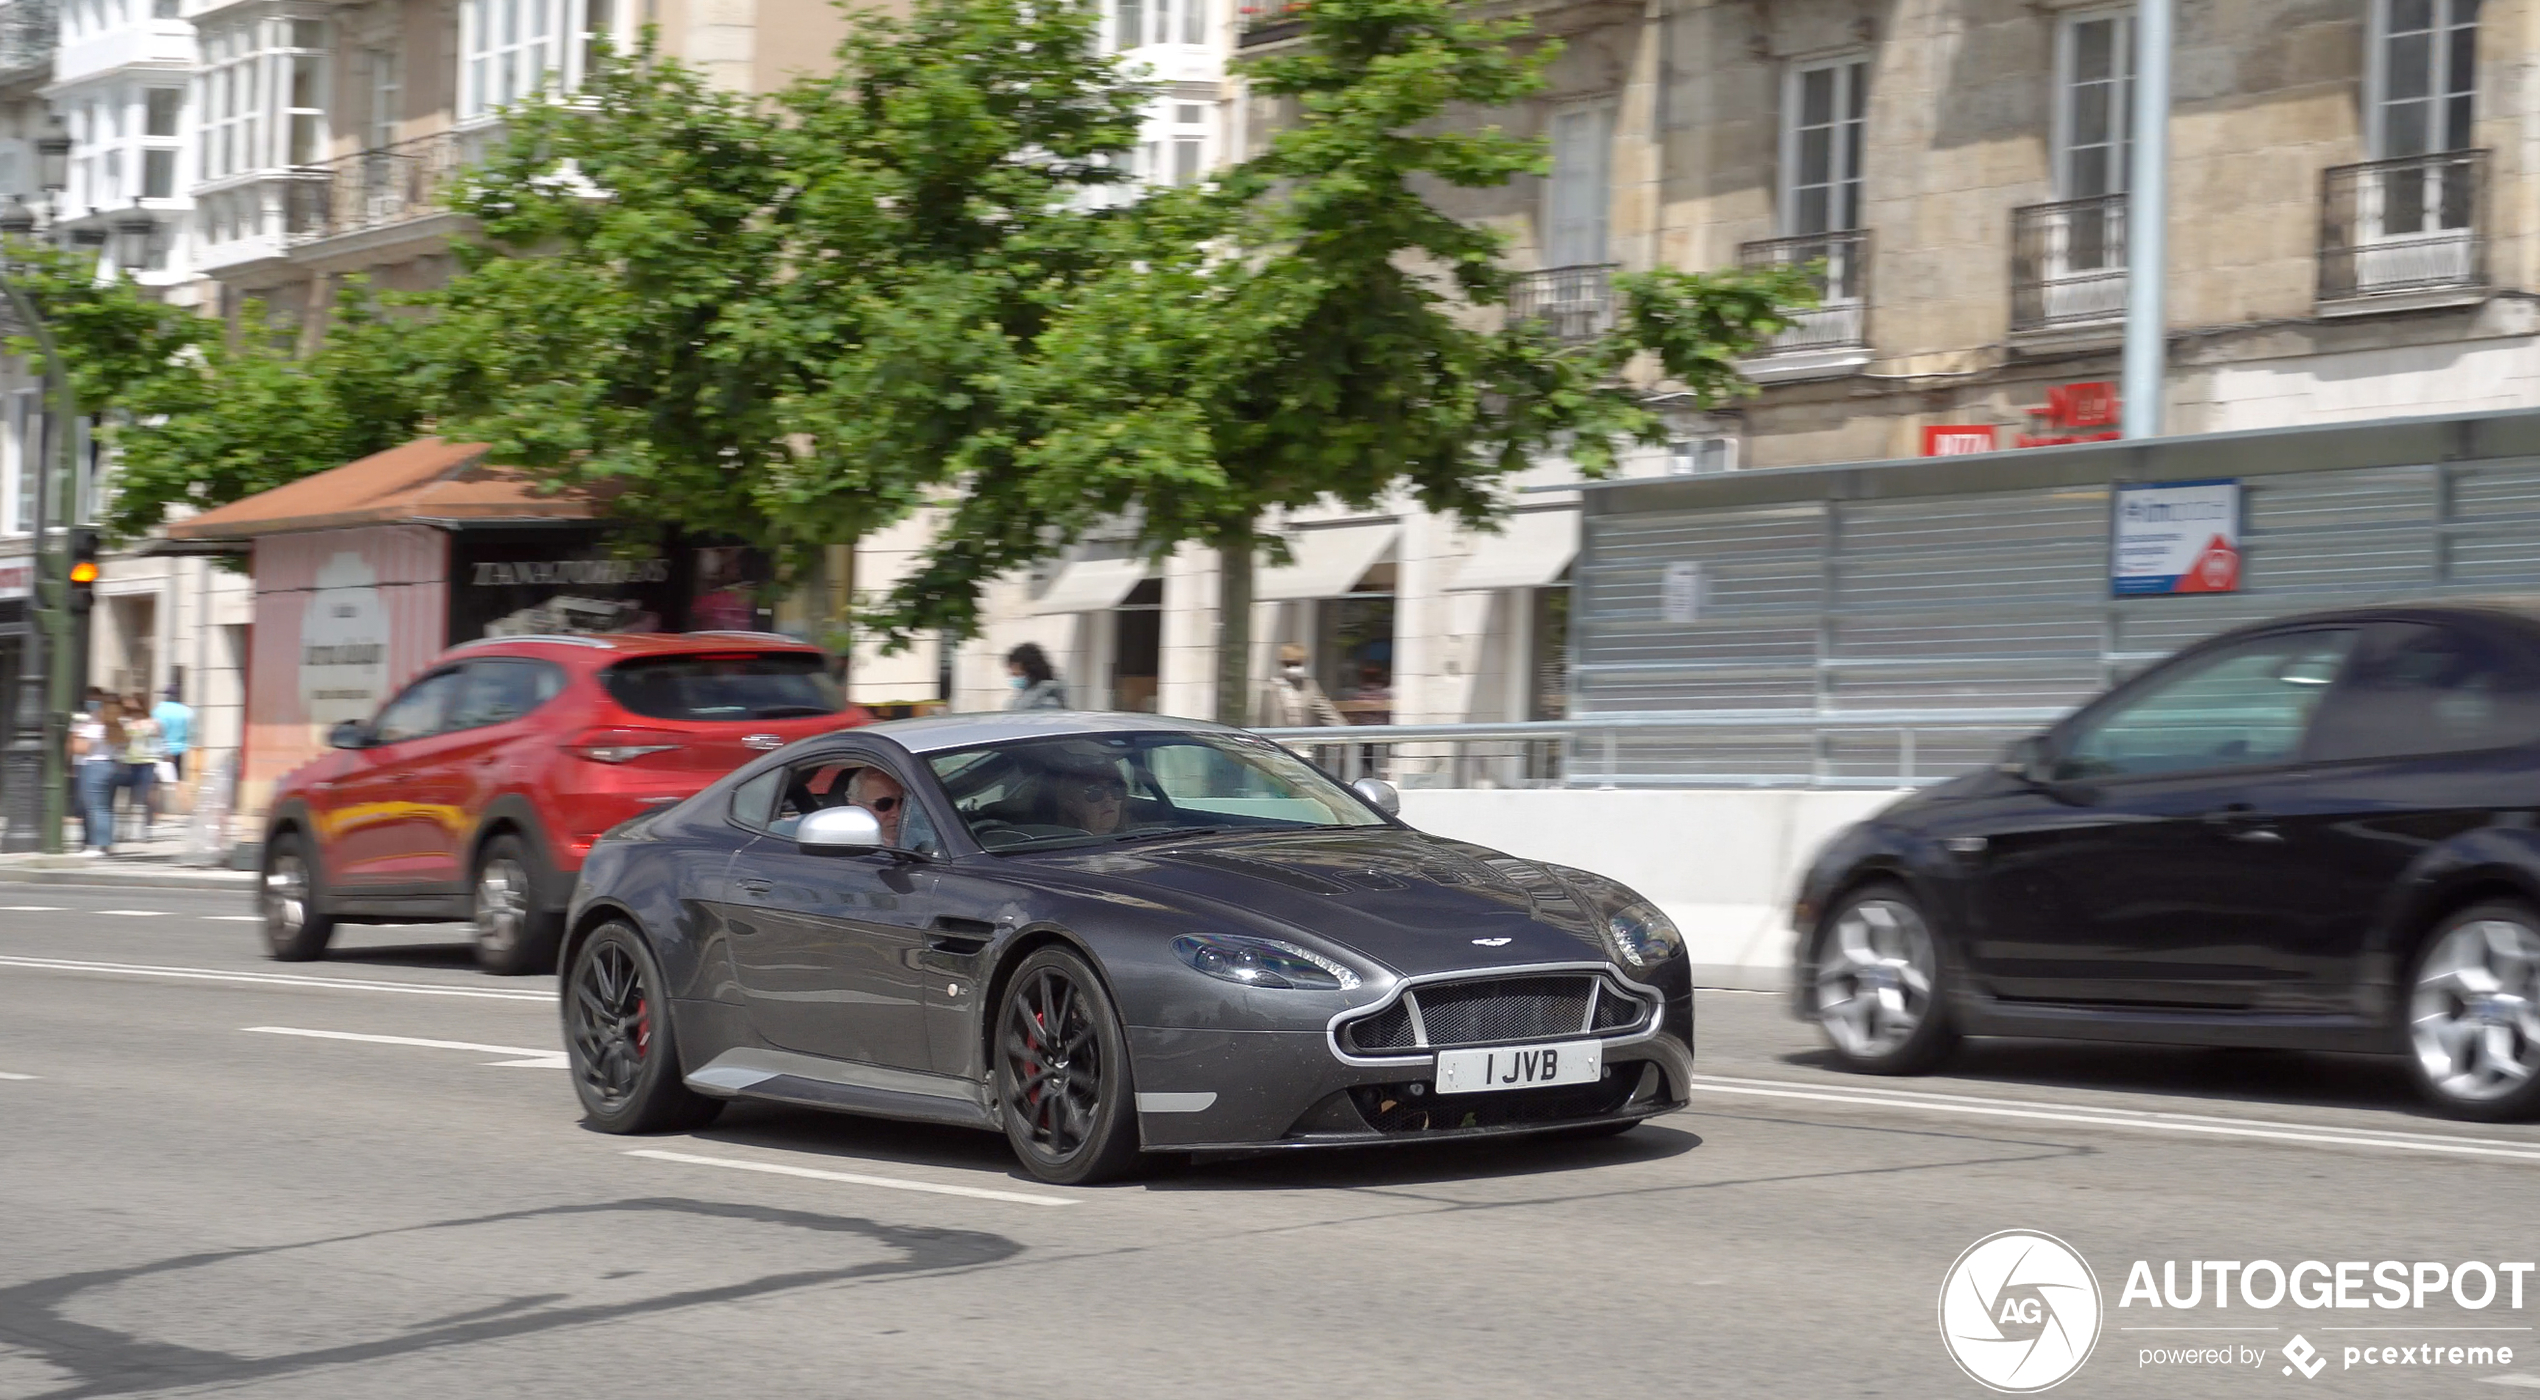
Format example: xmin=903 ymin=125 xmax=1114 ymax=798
xmin=1573 ymin=438 xmax=2540 ymax=786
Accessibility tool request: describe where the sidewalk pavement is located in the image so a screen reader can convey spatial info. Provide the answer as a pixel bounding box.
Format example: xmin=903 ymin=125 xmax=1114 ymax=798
xmin=0 ymin=827 xmax=256 ymax=890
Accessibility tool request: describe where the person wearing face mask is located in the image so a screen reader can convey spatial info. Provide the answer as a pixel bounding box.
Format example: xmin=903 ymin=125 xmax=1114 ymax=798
xmin=1005 ymin=643 xmax=1069 ymax=710
xmin=1256 ymin=643 xmax=1344 ymax=728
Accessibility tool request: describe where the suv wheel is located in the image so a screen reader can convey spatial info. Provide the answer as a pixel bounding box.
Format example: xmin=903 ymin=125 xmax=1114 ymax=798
xmin=473 ymin=834 xmax=563 ymax=976
xmin=2405 ymin=901 xmax=2540 ymax=1121
xmin=1810 ymin=882 xmax=1958 ymax=1075
xmin=262 ymin=834 xmax=336 ymax=962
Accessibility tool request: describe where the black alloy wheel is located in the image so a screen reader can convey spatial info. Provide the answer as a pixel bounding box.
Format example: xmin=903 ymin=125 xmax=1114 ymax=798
xmin=473 ymin=834 xmax=563 ymax=975
xmin=262 ymin=833 xmax=336 ymax=962
xmin=995 ymin=946 xmax=1143 ymax=1185
xmin=566 ymin=921 xmax=722 ymax=1133
xmin=1810 ymin=881 xmax=1960 ymax=1075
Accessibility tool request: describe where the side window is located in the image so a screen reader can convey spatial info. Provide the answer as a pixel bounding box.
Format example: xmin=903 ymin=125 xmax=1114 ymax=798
xmin=729 ymin=768 xmax=784 ymax=832
xmin=772 ymin=761 xmax=860 ymax=838
xmin=2307 ymin=623 xmax=2540 ymax=761
xmin=765 ymin=756 xmax=938 ymax=853
xmin=449 ymin=659 xmax=563 ymax=731
xmin=2056 ymin=629 xmax=2359 ymax=781
xmin=372 ymin=670 xmax=465 ymax=744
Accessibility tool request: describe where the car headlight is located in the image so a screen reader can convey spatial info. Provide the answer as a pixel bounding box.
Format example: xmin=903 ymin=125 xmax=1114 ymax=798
xmin=1172 ymin=933 xmax=1362 ymax=991
xmin=1606 ymin=902 xmax=1683 ymax=968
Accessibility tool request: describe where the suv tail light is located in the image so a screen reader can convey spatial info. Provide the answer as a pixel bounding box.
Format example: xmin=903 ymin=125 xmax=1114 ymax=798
xmin=568 ymin=727 xmax=683 ymax=764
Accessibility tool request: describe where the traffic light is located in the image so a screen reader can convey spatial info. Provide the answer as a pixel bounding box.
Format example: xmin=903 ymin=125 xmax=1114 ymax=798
xmin=66 ymin=527 xmax=98 ymax=615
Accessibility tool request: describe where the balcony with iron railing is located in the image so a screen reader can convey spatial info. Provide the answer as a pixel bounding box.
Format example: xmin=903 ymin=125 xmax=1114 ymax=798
xmin=284 ymin=130 xmax=469 ymax=249
xmin=2319 ymin=149 xmax=2487 ymax=314
xmin=1736 ymin=229 xmax=1869 ymax=379
xmin=1507 ymin=263 xmax=1617 ymax=343
xmin=2010 ymin=192 xmax=2127 ymax=339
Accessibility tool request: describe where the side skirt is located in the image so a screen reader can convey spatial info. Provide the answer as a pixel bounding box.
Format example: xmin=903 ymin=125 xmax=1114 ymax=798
xmin=685 ymin=1047 xmax=999 ymax=1132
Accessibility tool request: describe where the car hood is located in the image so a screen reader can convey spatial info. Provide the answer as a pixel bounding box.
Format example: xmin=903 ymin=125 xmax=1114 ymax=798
xmin=1018 ymin=827 xmax=1622 ymax=978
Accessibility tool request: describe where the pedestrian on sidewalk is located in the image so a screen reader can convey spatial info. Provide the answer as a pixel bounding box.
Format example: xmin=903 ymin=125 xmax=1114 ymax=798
xmin=70 ymin=699 xmax=121 ymax=855
xmin=1255 ymin=644 xmax=1345 ymax=728
xmin=1005 ymin=643 xmax=1069 ymax=711
xmin=153 ymin=684 xmax=193 ymax=782
xmin=119 ymin=693 xmax=164 ymax=841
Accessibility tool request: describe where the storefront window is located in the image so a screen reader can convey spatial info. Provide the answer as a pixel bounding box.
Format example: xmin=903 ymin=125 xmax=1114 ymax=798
xmin=1112 ymin=577 xmax=1162 ymax=713
xmin=1317 ymin=565 xmax=1395 ymax=724
xmin=1532 ymin=582 xmax=1569 ymax=720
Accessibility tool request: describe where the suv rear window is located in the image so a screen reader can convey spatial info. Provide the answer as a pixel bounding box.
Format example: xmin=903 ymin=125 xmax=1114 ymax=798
xmin=602 ymin=653 xmax=843 ymax=722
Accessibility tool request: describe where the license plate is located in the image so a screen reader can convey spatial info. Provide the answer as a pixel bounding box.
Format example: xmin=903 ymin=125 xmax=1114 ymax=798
xmin=1433 ymin=1040 xmax=1601 ymax=1095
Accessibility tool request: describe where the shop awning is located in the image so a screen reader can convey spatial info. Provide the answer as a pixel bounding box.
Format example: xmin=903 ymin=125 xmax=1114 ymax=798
xmin=164 ymin=437 xmax=608 ymax=543
xmin=1448 ymin=509 xmax=1578 ymax=591
xmin=1030 ymin=556 xmax=1154 ymax=615
xmin=1256 ymin=521 xmax=1398 ymax=600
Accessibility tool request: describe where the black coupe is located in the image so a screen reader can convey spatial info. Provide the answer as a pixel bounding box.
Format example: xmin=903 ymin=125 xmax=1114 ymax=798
xmin=561 ymin=712 xmax=1694 ymax=1182
xmin=1793 ymin=601 xmax=2540 ymax=1120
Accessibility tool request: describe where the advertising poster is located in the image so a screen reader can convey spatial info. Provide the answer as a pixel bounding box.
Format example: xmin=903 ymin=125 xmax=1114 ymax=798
xmin=2111 ymin=479 xmax=2242 ymax=596
xmin=446 ymin=528 xmax=681 ymax=642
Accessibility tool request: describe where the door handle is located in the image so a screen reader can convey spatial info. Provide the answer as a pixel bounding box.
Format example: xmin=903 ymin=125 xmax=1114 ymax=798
xmin=734 ymin=878 xmax=773 ymax=896
xmin=2200 ymin=805 xmax=2286 ymax=844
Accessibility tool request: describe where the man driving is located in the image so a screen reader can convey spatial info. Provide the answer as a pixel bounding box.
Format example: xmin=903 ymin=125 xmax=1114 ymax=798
xmin=847 ymin=766 xmax=910 ymax=847
xmin=1051 ymin=762 xmax=1131 ymax=835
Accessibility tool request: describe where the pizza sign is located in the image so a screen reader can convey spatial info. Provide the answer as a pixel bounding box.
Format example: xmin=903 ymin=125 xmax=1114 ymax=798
xmin=2112 ymin=480 xmax=2242 ymax=596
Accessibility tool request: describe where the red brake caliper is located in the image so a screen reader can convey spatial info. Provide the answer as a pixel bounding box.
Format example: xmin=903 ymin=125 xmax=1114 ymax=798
xmin=633 ymin=998 xmax=651 ymax=1058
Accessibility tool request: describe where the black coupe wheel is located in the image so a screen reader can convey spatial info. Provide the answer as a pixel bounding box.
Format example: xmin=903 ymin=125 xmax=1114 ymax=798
xmin=566 ymin=921 xmax=723 ymax=1133
xmin=262 ymin=834 xmax=336 ymax=962
xmin=995 ymin=947 xmax=1142 ymax=1185
xmin=1810 ymin=882 xmax=1959 ymax=1075
xmin=473 ymin=834 xmax=563 ymax=976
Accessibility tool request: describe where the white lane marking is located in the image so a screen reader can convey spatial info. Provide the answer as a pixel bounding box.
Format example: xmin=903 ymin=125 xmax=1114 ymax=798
xmin=2481 ymin=1376 xmax=2540 ymax=1389
xmin=1683 ymin=1074 xmax=2540 ymax=1164
xmin=0 ymin=1071 xmax=35 ymax=1080
xmin=203 ymin=915 xmax=262 ymax=923
xmin=244 ymin=1026 xmax=567 ymax=1069
xmin=0 ymin=905 xmax=65 ymax=912
xmin=0 ymin=954 xmax=550 ymax=1001
xmin=94 ymin=910 xmax=171 ymax=917
xmin=626 ymin=1149 xmax=1079 ymax=1208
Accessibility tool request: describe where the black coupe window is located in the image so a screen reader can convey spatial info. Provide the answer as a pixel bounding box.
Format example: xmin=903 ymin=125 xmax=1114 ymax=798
xmin=928 ymin=732 xmax=1387 ymax=852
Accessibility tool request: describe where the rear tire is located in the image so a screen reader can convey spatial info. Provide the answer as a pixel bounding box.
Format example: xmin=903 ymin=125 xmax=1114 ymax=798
xmin=473 ymin=834 xmax=563 ymax=976
xmin=2403 ymin=901 xmax=2540 ymax=1122
xmin=564 ymin=920 xmax=724 ymax=1133
xmin=1809 ymin=881 xmax=1958 ymax=1076
xmin=995 ymin=947 xmax=1144 ymax=1185
xmin=262 ymin=834 xmax=335 ymax=962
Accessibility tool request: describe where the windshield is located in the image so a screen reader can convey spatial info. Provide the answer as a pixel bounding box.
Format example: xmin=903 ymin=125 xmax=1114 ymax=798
xmin=601 ymin=653 xmax=843 ymax=722
xmin=927 ymin=732 xmax=1388 ymax=852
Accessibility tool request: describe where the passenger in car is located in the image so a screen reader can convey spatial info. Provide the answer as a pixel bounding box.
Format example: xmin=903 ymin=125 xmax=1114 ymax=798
xmin=847 ymin=766 xmax=910 ymax=847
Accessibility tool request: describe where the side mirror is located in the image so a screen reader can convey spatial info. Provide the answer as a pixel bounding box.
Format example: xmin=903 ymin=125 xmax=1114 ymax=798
xmin=1997 ymin=735 xmax=2050 ymax=785
xmin=796 ymin=804 xmax=884 ymax=856
xmin=328 ymin=720 xmax=372 ymax=750
xmin=1351 ymin=777 xmax=1401 ymax=816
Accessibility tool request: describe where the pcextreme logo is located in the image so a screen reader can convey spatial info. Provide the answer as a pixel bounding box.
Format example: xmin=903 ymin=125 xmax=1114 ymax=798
xmin=1940 ymin=1231 xmax=2104 ymax=1393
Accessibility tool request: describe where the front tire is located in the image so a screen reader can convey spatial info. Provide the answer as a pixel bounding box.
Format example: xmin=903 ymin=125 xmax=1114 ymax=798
xmin=565 ymin=921 xmax=723 ymax=1133
xmin=2404 ymin=902 xmax=2540 ymax=1122
xmin=1810 ymin=882 xmax=1958 ymax=1075
xmin=262 ymin=834 xmax=335 ymax=962
xmin=473 ymin=834 xmax=563 ymax=976
xmin=995 ymin=947 xmax=1143 ymax=1185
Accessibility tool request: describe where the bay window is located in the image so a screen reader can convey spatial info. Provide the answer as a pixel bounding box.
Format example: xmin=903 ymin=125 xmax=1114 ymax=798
xmin=461 ymin=0 xmax=621 ymax=122
xmin=198 ymin=13 xmax=328 ymax=179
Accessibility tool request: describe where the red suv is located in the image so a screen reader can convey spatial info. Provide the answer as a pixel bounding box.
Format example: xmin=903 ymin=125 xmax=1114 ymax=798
xmin=261 ymin=633 xmax=873 ymax=973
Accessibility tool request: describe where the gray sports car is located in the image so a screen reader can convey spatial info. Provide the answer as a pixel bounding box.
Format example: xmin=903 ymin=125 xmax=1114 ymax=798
xmin=561 ymin=712 xmax=1695 ymax=1183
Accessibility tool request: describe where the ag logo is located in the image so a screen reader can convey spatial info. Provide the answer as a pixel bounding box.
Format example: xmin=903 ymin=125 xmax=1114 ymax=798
xmin=1939 ymin=1230 xmax=2102 ymax=1392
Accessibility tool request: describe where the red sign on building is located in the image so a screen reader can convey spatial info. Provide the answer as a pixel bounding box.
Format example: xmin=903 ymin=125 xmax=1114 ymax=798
xmin=1922 ymin=425 xmax=1999 ymax=456
xmin=2017 ymin=381 xmax=2122 ymax=448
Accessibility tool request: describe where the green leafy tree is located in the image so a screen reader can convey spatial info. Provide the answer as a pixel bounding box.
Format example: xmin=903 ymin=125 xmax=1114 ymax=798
xmin=872 ymin=0 xmax=1813 ymax=721
xmin=103 ymin=287 xmax=430 ymax=542
xmin=421 ymin=2 xmax=1150 ymax=593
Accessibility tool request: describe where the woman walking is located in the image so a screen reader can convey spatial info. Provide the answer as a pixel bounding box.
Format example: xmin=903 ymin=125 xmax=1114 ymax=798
xmin=70 ymin=699 xmax=122 ymax=855
xmin=1005 ymin=643 xmax=1069 ymax=711
xmin=119 ymin=693 xmax=163 ymax=842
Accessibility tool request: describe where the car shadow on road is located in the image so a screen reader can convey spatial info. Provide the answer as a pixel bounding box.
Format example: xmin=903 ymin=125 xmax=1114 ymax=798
xmin=1779 ymin=1039 xmax=2424 ymax=1117
xmin=318 ymin=941 xmax=485 ymax=972
xmin=683 ymin=1101 xmax=1702 ymax=1192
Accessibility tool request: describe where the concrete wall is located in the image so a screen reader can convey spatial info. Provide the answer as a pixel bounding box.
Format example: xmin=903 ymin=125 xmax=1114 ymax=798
xmin=1395 ymin=786 xmax=1901 ymax=992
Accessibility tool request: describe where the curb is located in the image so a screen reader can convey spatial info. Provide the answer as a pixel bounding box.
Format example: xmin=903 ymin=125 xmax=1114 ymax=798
xmin=0 ymin=865 xmax=256 ymax=891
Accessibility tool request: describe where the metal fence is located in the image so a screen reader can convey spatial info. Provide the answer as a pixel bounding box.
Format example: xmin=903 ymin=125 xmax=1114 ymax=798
xmin=2319 ymin=149 xmax=2486 ymax=304
xmin=1508 ymin=264 xmax=1618 ymax=343
xmin=1559 ymin=410 xmax=2540 ymax=788
xmin=2010 ymin=192 xmax=2128 ymax=332
xmin=286 ymin=131 xmax=467 ymax=246
xmin=1739 ymin=230 xmax=1869 ymax=352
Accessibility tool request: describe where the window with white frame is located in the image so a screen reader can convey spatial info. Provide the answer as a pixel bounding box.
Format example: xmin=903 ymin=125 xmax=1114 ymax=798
xmin=198 ymin=17 xmax=327 ymax=181
xmin=1543 ymin=105 xmax=1613 ymax=268
xmin=1169 ymin=101 xmax=1206 ymax=185
xmin=2055 ymin=10 xmax=2132 ymax=200
xmin=1110 ymin=0 xmax=1202 ymax=51
xmin=364 ymin=46 xmax=401 ymax=150
xmin=462 ymin=0 xmax=617 ymax=121
xmin=1781 ymin=56 xmax=1866 ymax=236
xmin=2371 ymin=0 xmax=2478 ymax=159
xmin=142 ymin=88 xmax=181 ymax=199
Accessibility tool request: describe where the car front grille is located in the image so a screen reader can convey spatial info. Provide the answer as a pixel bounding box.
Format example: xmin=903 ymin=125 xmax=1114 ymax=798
xmin=1337 ymin=973 xmax=1653 ymax=1055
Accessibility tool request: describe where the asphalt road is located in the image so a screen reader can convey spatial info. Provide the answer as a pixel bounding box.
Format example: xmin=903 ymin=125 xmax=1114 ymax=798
xmin=6 ymin=887 xmax=2540 ymax=1398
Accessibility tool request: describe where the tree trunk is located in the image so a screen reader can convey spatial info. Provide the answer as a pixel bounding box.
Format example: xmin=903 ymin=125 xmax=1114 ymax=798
xmin=1214 ymin=524 xmax=1256 ymax=726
